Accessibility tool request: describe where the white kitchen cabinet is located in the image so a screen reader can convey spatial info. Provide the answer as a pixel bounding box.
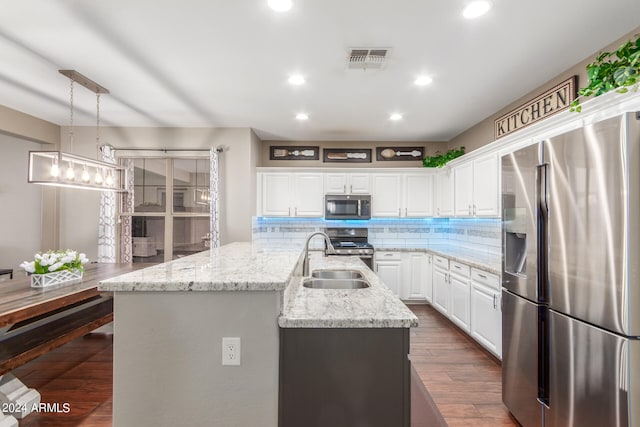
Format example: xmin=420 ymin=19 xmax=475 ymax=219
xmin=454 ymin=162 xmax=474 ymax=217
xmin=260 ymin=173 xmax=292 ymax=216
xmin=403 ymin=252 xmax=433 ymax=301
xmin=373 ymin=173 xmax=434 ymax=218
xmin=375 ymin=251 xmax=403 ymax=296
xmin=325 ymin=173 xmax=371 ymax=194
xmin=431 ymin=256 xmax=449 ymax=316
xmin=449 ymin=261 xmax=471 ymax=332
xmin=453 ymin=153 xmax=499 ymax=217
xmin=293 ymin=173 xmax=324 ymax=216
xmin=404 ymin=174 xmax=434 ymax=217
xmin=435 ymin=170 xmax=454 ymax=217
xmin=259 ymin=172 xmax=323 ymax=217
xmin=473 ymin=154 xmax=499 ymax=216
xmin=372 ymin=174 xmax=402 ymax=217
xmin=470 ymin=268 xmax=502 ymax=358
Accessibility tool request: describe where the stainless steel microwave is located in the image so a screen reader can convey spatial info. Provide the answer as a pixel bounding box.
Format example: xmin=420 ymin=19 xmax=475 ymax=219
xmin=325 ymin=195 xmax=371 ymax=220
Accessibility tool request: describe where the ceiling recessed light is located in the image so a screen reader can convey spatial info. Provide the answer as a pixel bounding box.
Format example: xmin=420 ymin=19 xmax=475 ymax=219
xmin=296 ymin=113 xmax=309 ymax=121
xmin=389 ymin=113 xmax=403 ymax=121
xmin=268 ymin=0 xmax=292 ymax=12
xmin=463 ymin=1 xmax=491 ymax=19
xmin=414 ymin=75 xmax=433 ymax=86
xmin=288 ymin=74 xmax=305 ymax=85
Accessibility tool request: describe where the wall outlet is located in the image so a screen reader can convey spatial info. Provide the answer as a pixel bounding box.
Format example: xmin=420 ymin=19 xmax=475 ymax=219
xmin=222 ymin=337 xmax=241 ymax=366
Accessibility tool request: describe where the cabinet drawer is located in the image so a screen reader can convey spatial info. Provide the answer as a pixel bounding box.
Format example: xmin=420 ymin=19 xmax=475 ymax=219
xmin=471 ymin=268 xmax=500 ymax=290
xmin=450 ymin=260 xmax=470 ymax=278
xmin=433 ymin=255 xmax=448 ymax=269
xmin=376 ymin=251 xmax=401 ymax=261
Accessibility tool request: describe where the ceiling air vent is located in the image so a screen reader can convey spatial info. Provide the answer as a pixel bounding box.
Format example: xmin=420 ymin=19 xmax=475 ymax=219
xmin=347 ymin=48 xmax=391 ymax=70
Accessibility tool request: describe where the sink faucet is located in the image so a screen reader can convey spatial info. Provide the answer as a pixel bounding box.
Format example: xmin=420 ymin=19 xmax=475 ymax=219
xmin=301 ymin=232 xmax=337 ymax=276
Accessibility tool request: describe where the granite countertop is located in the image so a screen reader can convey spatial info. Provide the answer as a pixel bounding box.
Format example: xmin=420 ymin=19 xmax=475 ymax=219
xmin=98 ymin=242 xmax=301 ymax=292
xmin=279 ymin=253 xmax=418 ymax=329
xmin=376 ymin=244 xmax=501 ymax=275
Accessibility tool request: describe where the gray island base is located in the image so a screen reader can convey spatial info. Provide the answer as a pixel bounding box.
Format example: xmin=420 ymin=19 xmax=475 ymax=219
xmin=99 ymin=242 xmax=417 ymax=427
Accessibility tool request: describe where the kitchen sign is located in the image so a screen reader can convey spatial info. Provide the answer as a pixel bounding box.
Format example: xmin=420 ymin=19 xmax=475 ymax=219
xmin=494 ymin=76 xmax=577 ymax=139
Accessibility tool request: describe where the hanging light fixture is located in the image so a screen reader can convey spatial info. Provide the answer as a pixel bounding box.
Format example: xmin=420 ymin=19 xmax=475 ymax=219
xmin=27 ymin=70 xmax=126 ymax=192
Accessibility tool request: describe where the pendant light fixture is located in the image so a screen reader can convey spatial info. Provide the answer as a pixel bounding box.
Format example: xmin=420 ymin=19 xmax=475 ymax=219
xmin=27 ymin=70 xmax=126 ymax=192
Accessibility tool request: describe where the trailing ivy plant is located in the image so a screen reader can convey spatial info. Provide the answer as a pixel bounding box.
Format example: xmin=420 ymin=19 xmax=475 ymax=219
xmin=422 ymin=147 xmax=465 ymax=168
xmin=570 ymin=34 xmax=640 ymax=112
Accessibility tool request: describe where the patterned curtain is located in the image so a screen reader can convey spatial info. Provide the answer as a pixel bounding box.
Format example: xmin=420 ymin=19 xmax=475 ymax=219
xmin=119 ymin=158 xmax=135 ymax=263
xmin=97 ymin=145 xmax=117 ymax=262
xmin=210 ymin=147 xmax=221 ymax=248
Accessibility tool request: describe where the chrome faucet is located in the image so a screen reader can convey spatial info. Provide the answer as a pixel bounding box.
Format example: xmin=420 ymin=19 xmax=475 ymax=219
xmin=301 ymin=232 xmax=337 ymax=276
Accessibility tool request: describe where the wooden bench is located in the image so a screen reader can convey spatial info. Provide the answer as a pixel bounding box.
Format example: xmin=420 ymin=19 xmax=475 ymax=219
xmin=0 ymin=263 xmax=145 ymax=376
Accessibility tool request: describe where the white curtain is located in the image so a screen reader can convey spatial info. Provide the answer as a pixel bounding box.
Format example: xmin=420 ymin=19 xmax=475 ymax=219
xmin=210 ymin=147 xmax=221 ymax=248
xmin=97 ymin=145 xmax=117 ymax=262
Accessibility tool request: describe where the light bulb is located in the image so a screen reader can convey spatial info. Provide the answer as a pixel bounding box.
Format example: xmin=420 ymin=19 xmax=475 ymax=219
xmin=268 ymin=0 xmax=292 ymax=12
xmin=50 ymin=163 xmax=60 ymax=177
xmin=81 ymin=167 xmax=91 ymax=183
xmin=105 ymin=172 xmax=114 ymax=186
xmin=95 ymin=170 xmax=103 ymax=185
xmin=65 ymin=162 xmax=75 ymax=180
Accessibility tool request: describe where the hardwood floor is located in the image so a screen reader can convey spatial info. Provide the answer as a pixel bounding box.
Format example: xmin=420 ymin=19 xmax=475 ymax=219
xmin=409 ymin=304 xmax=518 ymax=426
xmin=11 ymin=305 xmax=517 ymax=426
xmin=11 ymin=333 xmax=113 ymax=427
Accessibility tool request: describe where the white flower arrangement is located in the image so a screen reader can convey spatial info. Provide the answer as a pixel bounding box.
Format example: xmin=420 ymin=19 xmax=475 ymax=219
xmin=20 ymin=250 xmax=89 ymax=274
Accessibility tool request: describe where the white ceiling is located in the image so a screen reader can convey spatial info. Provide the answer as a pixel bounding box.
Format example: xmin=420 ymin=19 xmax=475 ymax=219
xmin=0 ymin=1 xmax=638 ymax=142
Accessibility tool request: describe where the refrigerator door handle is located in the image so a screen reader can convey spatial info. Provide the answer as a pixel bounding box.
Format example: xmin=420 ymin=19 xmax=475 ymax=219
xmin=536 ymin=163 xmax=549 ymax=302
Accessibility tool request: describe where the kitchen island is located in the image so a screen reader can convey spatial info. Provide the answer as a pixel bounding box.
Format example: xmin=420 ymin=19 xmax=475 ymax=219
xmin=99 ymin=242 xmax=417 ymax=427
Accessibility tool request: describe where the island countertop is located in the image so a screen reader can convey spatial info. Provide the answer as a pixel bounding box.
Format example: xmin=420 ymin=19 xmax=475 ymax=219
xmin=98 ymin=242 xmax=301 ymax=292
xmin=279 ymin=253 xmax=418 ymax=328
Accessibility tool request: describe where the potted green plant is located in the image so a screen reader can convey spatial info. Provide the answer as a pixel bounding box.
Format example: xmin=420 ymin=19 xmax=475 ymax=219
xmin=570 ymin=34 xmax=639 ymax=112
xmin=422 ymin=147 xmax=465 ymax=167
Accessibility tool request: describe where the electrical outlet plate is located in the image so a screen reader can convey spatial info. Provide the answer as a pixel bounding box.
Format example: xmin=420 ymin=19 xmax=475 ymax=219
xmin=222 ymin=337 xmax=241 ymax=366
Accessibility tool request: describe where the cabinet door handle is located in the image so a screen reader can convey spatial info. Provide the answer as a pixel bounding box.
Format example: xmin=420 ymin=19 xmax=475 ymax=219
xmin=350 ymin=184 xmax=353 ymax=193
xmin=493 ymin=294 xmax=497 ymax=309
xmin=454 ymin=265 xmax=461 ymax=269
xmin=468 ymin=204 xmax=472 ymax=215
xmin=437 ymin=207 xmax=440 ymax=216
xmin=288 ymin=207 xmax=291 ymax=216
xmin=384 ymin=253 xmax=393 ymax=257
xmin=405 ymin=207 xmax=408 ymax=216
xmin=343 ymin=184 xmax=346 ymax=193
xmin=473 ymin=204 xmax=477 ymax=216
xmin=398 ymin=208 xmax=401 ymax=217
xmin=294 ymin=207 xmax=297 ymax=216
xmin=478 ymin=273 xmax=487 ymax=279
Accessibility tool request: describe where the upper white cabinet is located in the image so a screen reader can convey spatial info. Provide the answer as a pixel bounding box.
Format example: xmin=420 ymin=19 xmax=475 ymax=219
xmin=372 ymin=173 xmax=435 ymax=218
xmin=453 ymin=153 xmax=499 ymax=217
xmin=435 ymin=170 xmax=454 ymax=217
xmin=260 ymin=173 xmax=292 ymax=217
xmin=259 ymin=172 xmax=324 ymax=217
xmin=404 ymin=174 xmax=435 ymax=217
xmin=372 ymin=174 xmax=402 ymax=217
xmin=325 ymin=173 xmax=370 ymax=194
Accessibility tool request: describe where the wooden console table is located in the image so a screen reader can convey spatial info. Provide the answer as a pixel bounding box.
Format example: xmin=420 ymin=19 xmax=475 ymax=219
xmin=0 ymin=263 xmax=146 ymax=375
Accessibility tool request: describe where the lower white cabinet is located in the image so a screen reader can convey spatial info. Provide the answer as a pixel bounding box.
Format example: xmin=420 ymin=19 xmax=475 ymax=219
xmin=375 ymin=251 xmax=402 ymax=297
xmin=404 ymin=252 xmax=432 ymax=301
xmin=449 ymin=261 xmax=471 ymax=332
xmin=432 ymin=256 xmax=450 ymax=316
xmin=470 ymin=269 xmax=502 ymax=358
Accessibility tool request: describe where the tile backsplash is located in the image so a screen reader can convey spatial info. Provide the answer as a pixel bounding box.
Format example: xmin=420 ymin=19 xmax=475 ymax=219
xmin=252 ymin=217 xmax=501 ymax=256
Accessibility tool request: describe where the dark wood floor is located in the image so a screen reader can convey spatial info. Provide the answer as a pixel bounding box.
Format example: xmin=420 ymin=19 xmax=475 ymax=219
xmin=11 ymin=304 xmax=517 ymax=426
xmin=409 ymin=304 xmax=518 ymax=426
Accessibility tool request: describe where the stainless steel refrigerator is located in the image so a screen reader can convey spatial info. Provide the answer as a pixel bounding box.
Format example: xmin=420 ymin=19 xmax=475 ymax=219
xmin=501 ymin=112 xmax=640 ymax=427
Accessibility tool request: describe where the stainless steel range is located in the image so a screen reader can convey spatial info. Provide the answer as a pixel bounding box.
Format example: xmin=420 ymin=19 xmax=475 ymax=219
xmin=324 ymin=227 xmax=374 ymax=269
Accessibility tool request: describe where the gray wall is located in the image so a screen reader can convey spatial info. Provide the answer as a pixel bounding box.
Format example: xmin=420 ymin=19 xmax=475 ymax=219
xmin=449 ymin=26 xmax=640 ymax=153
xmin=0 ymin=133 xmax=44 ymax=272
xmin=113 ymin=291 xmax=281 ymax=427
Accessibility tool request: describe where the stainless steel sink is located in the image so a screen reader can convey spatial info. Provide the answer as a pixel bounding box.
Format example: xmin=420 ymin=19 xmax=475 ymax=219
xmin=311 ymin=270 xmax=364 ymax=280
xmin=302 ymin=278 xmax=370 ymax=289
